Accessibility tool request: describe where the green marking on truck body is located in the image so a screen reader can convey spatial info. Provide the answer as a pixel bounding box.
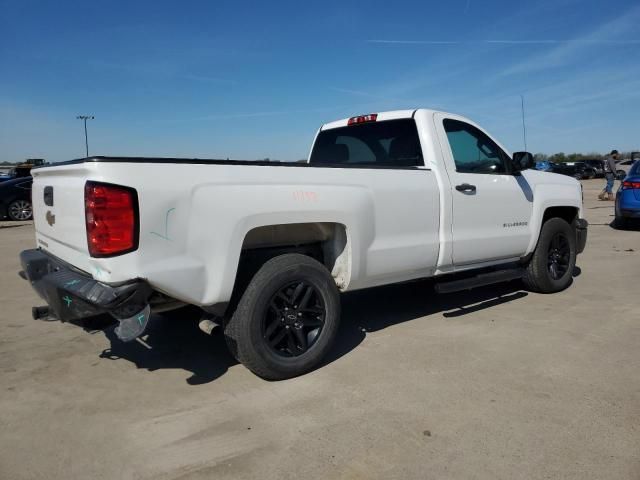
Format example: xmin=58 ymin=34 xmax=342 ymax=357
xmin=150 ymin=208 xmax=176 ymax=241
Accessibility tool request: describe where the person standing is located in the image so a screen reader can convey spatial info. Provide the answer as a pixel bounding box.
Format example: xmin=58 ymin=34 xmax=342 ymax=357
xmin=598 ymin=150 xmax=620 ymax=200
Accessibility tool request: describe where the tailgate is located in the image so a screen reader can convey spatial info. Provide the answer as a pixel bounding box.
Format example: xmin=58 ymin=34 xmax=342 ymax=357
xmin=31 ymin=163 xmax=96 ymax=274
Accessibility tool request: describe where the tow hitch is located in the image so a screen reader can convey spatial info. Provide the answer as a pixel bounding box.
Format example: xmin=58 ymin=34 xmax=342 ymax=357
xmin=32 ymin=306 xmax=55 ymax=321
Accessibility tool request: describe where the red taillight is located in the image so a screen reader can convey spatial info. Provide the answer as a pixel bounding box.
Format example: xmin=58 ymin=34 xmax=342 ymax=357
xmin=347 ymin=113 xmax=378 ymax=125
xmin=85 ymin=181 xmax=138 ymax=257
xmin=622 ymin=181 xmax=640 ymax=190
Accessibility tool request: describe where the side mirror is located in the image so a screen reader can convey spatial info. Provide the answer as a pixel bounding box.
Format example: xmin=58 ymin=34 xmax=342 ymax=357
xmin=512 ymin=151 xmax=535 ymax=172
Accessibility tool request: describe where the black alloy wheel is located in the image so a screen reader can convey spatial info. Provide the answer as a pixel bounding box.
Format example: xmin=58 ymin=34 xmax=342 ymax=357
xmin=523 ymin=217 xmax=576 ymax=293
xmin=224 ymin=253 xmax=340 ymax=380
xmin=263 ymin=280 xmax=325 ymax=357
xmin=547 ymin=232 xmax=570 ymax=280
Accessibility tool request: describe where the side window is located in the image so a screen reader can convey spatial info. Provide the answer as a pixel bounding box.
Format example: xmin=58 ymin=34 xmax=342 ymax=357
xmin=443 ymin=119 xmax=510 ymax=174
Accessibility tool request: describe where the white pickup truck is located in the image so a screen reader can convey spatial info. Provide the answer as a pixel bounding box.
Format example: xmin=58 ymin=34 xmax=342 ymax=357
xmin=20 ymin=109 xmax=587 ymax=379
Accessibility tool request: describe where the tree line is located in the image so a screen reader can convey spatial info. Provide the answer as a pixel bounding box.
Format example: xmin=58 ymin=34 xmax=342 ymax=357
xmin=535 ymin=151 xmax=636 ymax=163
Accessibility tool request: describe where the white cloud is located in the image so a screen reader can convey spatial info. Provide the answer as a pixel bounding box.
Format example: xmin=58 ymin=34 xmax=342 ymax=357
xmin=367 ymin=39 xmax=640 ymax=46
xmin=89 ymin=60 xmax=235 ymax=84
xmin=367 ymin=39 xmax=461 ymax=45
xmin=501 ymin=4 xmax=640 ymax=75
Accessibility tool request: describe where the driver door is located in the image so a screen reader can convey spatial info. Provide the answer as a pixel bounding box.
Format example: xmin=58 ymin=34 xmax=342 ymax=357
xmin=434 ymin=113 xmax=533 ymax=266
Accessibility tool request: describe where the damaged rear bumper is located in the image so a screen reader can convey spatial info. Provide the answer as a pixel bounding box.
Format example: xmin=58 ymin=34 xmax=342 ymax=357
xmin=19 ymin=248 xmax=152 ymax=340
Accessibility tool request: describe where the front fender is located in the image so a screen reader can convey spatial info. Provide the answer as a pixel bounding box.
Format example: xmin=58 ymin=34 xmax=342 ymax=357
xmin=525 ymin=181 xmax=583 ymax=255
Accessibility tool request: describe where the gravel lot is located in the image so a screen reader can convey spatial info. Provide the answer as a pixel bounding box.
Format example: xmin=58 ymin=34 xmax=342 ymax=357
xmin=0 ymin=179 xmax=638 ymax=480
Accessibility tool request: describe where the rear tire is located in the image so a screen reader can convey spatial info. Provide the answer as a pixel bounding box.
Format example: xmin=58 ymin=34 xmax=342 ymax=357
xmin=523 ymin=217 xmax=576 ymax=293
xmin=8 ymin=199 xmax=32 ymax=221
xmin=224 ymin=253 xmax=340 ymax=380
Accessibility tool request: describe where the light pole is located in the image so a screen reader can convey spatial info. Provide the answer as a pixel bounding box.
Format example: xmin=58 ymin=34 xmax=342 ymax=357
xmin=520 ymin=95 xmax=527 ymax=152
xmin=76 ymin=115 xmax=94 ymax=157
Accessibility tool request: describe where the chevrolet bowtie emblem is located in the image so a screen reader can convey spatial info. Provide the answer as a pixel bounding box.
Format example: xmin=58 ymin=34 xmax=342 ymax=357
xmin=46 ymin=210 xmax=56 ymax=226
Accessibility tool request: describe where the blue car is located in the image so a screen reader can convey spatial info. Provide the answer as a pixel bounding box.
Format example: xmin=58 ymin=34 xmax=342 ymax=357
xmin=615 ymin=160 xmax=640 ymax=228
xmin=535 ymin=160 xmax=552 ymax=172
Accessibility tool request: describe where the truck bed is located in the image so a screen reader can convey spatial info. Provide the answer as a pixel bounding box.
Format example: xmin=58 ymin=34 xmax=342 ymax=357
xmin=31 ymin=156 xmax=441 ymax=306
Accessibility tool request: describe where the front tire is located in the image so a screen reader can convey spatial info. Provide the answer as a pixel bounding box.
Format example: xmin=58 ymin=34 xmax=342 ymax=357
xmin=523 ymin=217 xmax=576 ymax=293
xmin=224 ymin=254 xmax=340 ymax=380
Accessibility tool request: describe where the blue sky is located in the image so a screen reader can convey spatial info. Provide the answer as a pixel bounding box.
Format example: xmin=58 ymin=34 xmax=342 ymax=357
xmin=1 ymin=0 xmax=639 ymax=162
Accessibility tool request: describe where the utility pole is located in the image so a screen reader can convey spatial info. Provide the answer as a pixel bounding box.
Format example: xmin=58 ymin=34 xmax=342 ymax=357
xmin=520 ymin=95 xmax=527 ymax=152
xmin=76 ymin=115 xmax=94 ymax=157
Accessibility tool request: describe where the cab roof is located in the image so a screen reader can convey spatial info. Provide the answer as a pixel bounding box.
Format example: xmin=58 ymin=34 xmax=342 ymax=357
xmin=320 ymin=109 xmax=443 ymax=130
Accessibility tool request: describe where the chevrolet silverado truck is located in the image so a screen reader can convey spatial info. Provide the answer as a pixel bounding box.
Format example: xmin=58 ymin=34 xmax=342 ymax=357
xmin=19 ymin=109 xmax=587 ymax=379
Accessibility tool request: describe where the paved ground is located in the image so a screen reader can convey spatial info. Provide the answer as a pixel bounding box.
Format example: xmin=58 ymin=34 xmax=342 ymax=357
xmin=1 ymin=179 xmax=639 ymax=480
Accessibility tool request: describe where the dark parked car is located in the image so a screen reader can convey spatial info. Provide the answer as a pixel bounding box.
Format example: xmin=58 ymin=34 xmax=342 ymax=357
xmin=615 ymin=158 xmax=636 ymax=180
xmin=0 ymin=160 xmax=44 ymax=183
xmin=615 ymin=161 xmax=640 ymax=228
xmin=0 ymin=167 xmax=29 ymax=183
xmin=549 ymin=162 xmax=596 ymax=180
xmin=582 ymin=159 xmax=604 ymax=178
xmin=0 ymin=176 xmax=33 ymax=221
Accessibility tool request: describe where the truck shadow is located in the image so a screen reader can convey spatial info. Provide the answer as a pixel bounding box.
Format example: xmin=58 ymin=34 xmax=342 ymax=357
xmin=98 ymin=309 xmax=236 ymax=385
xmin=97 ymin=280 xmax=530 ymax=385
xmin=321 ymin=280 xmax=528 ymax=369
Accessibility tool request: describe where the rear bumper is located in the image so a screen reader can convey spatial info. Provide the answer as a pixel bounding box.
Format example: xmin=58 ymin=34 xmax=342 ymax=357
xmin=19 ymin=248 xmax=152 ymax=323
xmin=615 ymin=190 xmax=640 ymax=218
xmin=576 ymin=219 xmax=588 ymax=254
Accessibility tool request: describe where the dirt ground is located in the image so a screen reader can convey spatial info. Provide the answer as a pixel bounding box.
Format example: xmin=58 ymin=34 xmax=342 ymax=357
xmin=0 ymin=179 xmax=638 ymax=480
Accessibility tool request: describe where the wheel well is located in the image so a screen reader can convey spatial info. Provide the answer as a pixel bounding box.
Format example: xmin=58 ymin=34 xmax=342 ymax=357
xmin=542 ymin=206 xmax=578 ymax=225
xmin=230 ymin=223 xmax=350 ymax=307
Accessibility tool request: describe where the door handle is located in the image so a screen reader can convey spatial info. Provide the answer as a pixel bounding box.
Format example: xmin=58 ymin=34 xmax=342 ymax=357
xmin=455 ymin=183 xmax=476 ymax=192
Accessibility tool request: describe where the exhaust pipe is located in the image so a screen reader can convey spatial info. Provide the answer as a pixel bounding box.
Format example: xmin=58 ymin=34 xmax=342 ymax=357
xmin=198 ymin=317 xmax=220 ymax=335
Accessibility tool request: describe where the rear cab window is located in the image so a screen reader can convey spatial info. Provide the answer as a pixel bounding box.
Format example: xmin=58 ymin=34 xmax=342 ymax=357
xmin=310 ymin=119 xmax=423 ymax=168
